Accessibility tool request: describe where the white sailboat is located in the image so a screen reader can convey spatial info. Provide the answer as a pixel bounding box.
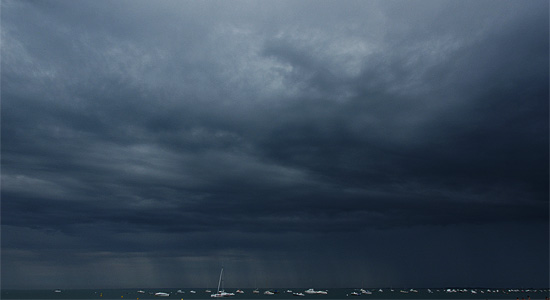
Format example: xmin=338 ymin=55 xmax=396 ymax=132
xmin=210 ymin=268 xmax=235 ymax=298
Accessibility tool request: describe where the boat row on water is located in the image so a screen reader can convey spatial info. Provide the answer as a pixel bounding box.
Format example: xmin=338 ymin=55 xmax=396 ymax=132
xmin=134 ymin=269 xmax=550 ymax=298
xmin=137 ymin=287 xmax=550 ymax=297
xmin=138 ymin=289 xmax=305 ymax=297
xmin=49 ymin=287 xmax=550 ymax=299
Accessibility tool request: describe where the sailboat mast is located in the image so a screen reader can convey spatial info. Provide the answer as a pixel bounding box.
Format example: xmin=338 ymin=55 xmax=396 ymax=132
xmin=217 ymin=268 xmax=224 ymax=293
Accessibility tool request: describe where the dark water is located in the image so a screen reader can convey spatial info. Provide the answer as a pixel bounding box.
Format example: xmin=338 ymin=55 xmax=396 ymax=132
xmin=2 ymin=288 xmax=549 ymax=300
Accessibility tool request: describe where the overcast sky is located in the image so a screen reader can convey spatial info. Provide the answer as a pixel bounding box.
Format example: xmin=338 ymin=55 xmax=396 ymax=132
xmin=1 ymin=0 xmax=548 ymax=289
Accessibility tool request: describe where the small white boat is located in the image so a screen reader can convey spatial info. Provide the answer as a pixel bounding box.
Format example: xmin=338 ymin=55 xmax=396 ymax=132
xmin=350 ymin=292 xmax=360 ymax=296
xmin=138 ymin=291 xmax=146 ymax=294
xmin=205 ymin=290 xmax=212 ymax=293
xmin=286 ymin=290 xmax=293 ymax=293
xmin=252 ymin=289 xmax=260 ymax=294
xmin=190 ymin=291 xmax=196 ymax=294
xmin=211 ymin=292 xmax=235 ymax=298
xmin=177 ymin=290 xmax=185 ymax=294
xmin=264 ymin=291 xmax=275 ymax=295
xmin=54 ymin=290 xmax=62 ymax=293
xmin=305 ymin=289 xmax=327 ymax=295
xmin=155 ymin=292 xmax=170 ymax=297
xmin=293 ymin=292 xmax=305 ymax=297
xmin=235 ymin=290 xmax=244 ymax=294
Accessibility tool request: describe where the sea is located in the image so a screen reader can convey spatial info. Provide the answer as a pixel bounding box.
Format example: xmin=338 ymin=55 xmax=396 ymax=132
xmin=2 ymin=288 xmax=549 ymax=300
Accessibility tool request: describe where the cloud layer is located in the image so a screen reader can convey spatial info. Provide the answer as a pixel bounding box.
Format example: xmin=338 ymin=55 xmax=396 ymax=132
xmin=2 ymin=0 xmax=548 ymax=288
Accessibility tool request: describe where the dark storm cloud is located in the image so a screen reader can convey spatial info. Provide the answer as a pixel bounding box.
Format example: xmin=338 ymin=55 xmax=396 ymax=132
xmin=2 ymin=0 xmax=548 ymax=289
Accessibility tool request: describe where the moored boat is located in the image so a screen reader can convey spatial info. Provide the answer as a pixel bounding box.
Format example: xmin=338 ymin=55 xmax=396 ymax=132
xmin=305 ymin=289 xmax=327 ymax=295
xmin=210 ymin=268 xmax=235 ymax=298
